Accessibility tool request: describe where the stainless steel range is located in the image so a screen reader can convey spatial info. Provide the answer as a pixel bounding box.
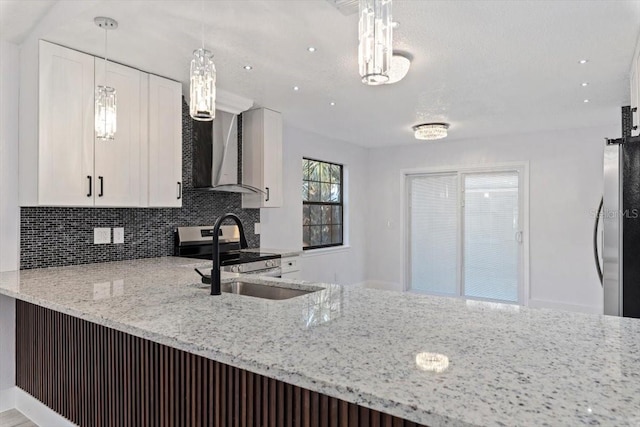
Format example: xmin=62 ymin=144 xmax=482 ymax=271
xmin=174 ymin=225 xmax=281 ymax=277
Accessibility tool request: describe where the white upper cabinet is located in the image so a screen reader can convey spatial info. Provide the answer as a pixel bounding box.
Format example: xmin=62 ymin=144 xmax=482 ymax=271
xmin=242 ymin=108 xmax=283 ymax=208
xmin=631 ymin=39 xmax=640 ymax=137
xmin=36 ymin=41 xmax=95 ymax=206
xmin=94 ymin=60 xmax=142 ymax=207
xmin=147 ymin=74 xmax=183 ymax=207
xmin=20 ymin=41 xmax=182 ymax=208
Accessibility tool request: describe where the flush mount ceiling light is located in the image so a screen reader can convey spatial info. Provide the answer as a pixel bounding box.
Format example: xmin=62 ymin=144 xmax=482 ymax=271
xmin=94 ymin=17 xmax=118 ymax=141
xmin=358 ymin=0 xmax=393 ymax=85
xmin=385 ymin=52 xmax=411 ymax=84
xmin=190 ymin=1 xmax=216 ymax=121
xmin=412 ymin=123 xmax=450 ymax=140
xmin=415 ymin=352 xmax=449 ymax=373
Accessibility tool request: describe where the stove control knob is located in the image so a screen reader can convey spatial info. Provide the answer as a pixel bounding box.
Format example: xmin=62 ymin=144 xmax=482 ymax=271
xmin=231 ymin=265 xmax=240 ymax=273
xmin=267 ymin=260 xmax=275 ymax=268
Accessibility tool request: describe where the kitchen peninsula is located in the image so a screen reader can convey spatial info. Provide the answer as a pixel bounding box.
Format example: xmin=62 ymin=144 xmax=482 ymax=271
xmin=0 ymin=257 xmax=638 ymax=426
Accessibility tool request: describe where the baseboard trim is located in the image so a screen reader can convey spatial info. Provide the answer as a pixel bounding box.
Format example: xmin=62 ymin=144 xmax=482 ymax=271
xmin=528 ymin=298 xmax=602 ymax=314
xmin=12 ymin=387 xmax=76 ymax=427
xmin=0 ymin=387 xmax=15 ymax=412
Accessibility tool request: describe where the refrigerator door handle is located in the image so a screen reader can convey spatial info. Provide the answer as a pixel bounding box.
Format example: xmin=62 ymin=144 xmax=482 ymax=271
xmin=594 ymin=196 xmax=604 ymax=286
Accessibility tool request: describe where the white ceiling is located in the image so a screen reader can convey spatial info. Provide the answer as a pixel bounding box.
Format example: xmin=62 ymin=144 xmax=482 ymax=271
xmin=2 ymin=0 xmax=640 ymax=147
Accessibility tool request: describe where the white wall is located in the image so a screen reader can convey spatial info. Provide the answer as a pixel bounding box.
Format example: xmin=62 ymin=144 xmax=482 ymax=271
xmin=0 ymin=41 xmax=21 ymax=272
xmin=364 ymin=125 xmax=618 ymax=313
xmin=260 ymin=126 xmax=368 ymax=285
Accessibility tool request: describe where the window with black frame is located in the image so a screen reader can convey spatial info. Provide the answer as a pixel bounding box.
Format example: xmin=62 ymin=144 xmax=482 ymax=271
xmin=302 ymin=158 xmax=343 ymax=249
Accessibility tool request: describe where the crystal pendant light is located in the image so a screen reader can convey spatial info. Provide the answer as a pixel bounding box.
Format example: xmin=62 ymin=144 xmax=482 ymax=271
xmin=412 ymin=123 xmax=450 ymax=140
xmin=358 ymin=0 xmax=392 ymax=85
xmin=190 ymin=49 xmax=216 ymax=121
xmin=94 ymin=17 xmax=118 ymax=141
xmin=190 ymin=2 xmax=216 ymax=121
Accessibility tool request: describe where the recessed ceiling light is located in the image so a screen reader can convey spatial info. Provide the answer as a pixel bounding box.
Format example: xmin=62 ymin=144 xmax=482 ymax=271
xmin=584 ymin=99 xmax=590 ymax=103
xmin=293 ymin=86 xmax=300 ymax=91
xmin=243 ymin=65 xmax=253 ymax=70
xmin=581 ymin=82 xmax=589 ymax=87
xmin=307 ymin=47 xmax=316 ymax=52
xmin=412 ymin=123 xmax=450 ymax=140
xmin=579 ymin=59 xmax=589 ymax=64
xmin=330 ymin=101 xmax=336 ymax=106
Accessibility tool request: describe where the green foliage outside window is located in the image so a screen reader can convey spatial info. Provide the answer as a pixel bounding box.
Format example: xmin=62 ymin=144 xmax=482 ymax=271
xmin=302 ymin=158 xmax=343 ymax=249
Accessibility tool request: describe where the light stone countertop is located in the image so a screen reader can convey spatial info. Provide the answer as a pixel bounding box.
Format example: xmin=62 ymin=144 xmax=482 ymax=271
xmin=1 ymin=257 xmax=639 ymax=427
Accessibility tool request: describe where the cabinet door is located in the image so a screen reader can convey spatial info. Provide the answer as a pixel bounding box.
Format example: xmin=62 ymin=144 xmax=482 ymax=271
xmin=148 ymin=75 xmax=182 ymax=207
xmin=38 ymin=41 xmax=94 ymax=206
xmin=262 ymin=109 xmax=283 ymax=207
xmin=633 ymin=53 xmax=640 ymax=137
xmin=242 ymin=108 xmax=283 ymax=208
xmin=280 ymin=256 xmax=301 ymax=278
xmin=94 ymin=61 xmax=141 ymax=206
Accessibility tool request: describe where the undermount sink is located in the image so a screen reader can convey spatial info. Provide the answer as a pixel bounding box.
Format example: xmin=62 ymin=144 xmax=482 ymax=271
xmin=218 ymin=281 xmax=320 ymax=300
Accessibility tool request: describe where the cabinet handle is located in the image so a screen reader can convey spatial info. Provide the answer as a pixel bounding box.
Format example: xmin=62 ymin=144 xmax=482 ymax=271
xmin=98 ymin=176 xmax=104 ymax=197
xmin=633 ymin=107 xmax=638 ymax=131
xmin=265 ymin=187 xmax=270 ymax=202
xmin=177 ymin=182 xmax=182 ymax=199
xmin=87 ymin=176 xmax=92 ymax=197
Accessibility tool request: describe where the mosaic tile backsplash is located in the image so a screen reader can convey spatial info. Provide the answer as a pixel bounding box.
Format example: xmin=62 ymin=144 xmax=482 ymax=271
xmin=20 ymin=99 xmax=260 ymax=269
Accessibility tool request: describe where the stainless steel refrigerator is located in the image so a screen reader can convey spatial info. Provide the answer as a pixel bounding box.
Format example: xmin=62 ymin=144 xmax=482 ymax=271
xmin=597 ymin=108 xmax=640 ymax=318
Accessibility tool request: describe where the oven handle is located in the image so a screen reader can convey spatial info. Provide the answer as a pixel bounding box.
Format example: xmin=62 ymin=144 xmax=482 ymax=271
xmin=242 ymin=267 xmax=282 ymax=278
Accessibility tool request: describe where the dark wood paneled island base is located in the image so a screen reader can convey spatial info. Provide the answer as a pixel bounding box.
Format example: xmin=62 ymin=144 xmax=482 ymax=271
xmin=16 ymin=301 xmax=427 ymax=427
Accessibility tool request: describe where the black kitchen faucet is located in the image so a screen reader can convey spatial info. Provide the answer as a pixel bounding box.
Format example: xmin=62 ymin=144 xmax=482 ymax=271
xmin=209 ymin=213 xmax=248 ymax=295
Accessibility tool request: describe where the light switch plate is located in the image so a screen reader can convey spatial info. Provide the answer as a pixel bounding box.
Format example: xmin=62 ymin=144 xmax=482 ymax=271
xmin=254 ymin=223 xmax=261 ymax=235
xmin=113 ymin=227 xmax=124 ymax=244
xmin=94 ymin=228 xmax=111 ymax=244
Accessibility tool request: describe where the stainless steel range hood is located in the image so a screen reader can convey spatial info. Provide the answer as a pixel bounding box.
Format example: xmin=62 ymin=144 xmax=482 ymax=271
xmin=192 ymin=110 xmax=264 ymax=194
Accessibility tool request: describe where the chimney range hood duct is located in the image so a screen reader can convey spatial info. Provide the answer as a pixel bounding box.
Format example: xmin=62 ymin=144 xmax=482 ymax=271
xmin=192 ymin=110 xmax=264 ymax=194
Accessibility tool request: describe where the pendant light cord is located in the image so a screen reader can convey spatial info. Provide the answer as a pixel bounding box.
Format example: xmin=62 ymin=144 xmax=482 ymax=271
xmin=103 ymin=26 xmax=108 ymax=85
xmin=201 ymin=0 xmax=205 ymax=50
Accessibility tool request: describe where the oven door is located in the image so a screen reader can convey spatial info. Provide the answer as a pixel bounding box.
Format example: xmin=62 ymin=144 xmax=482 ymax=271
xmin=242 ymin=267 xmax=282 ymax=278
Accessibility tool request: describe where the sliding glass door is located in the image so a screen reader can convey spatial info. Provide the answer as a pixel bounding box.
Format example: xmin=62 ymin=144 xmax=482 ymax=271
xmin=408 ymin=169 xmax=523 ymax=303
xmin=409 ymin=173 xmax=459 ymax=296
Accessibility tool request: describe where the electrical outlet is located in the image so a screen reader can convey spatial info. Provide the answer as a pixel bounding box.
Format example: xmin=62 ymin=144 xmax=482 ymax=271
xmin=254 ymin=223 xmax=261 ymax=235
xmin=94 ymin=228 xmax=111 ymax=244
xmin=113 ymin=227 xmax=124 ymax=244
